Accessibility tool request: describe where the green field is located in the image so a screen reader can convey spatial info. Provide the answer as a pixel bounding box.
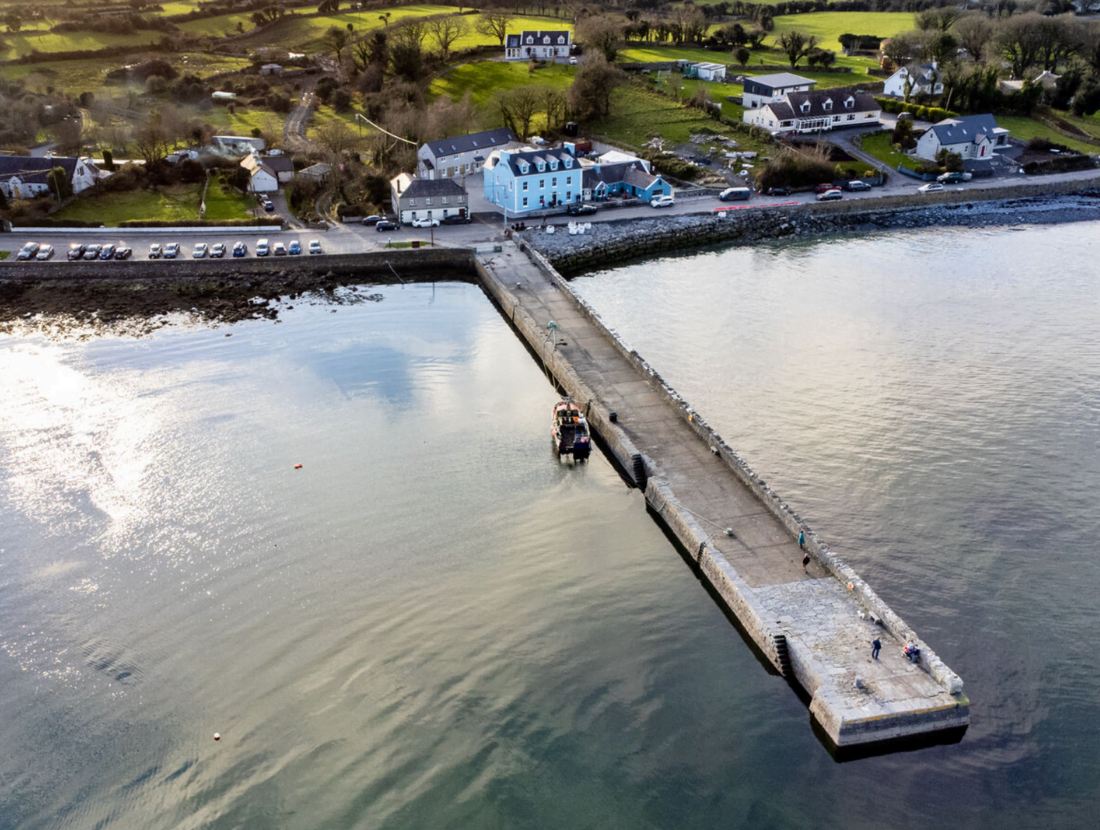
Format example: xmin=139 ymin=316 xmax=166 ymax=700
xmin=430 ymin=61 xmax=574 ymax=108
xmin=234 ymin=4 xmax=455 ymax=53
xmin=4 ymin=53 xmax=253 ymax=96
xmin=176 ymin=12 xmax=258 ymax=37
xmin=994 ymin=116 xmax=1100 ymax=155
xmin=195 ymin=105 xmax=284 ymax=142
xmin=0 ymin=30 xmax=163 ymax=61
xmin=53 ymin=182 xmax=205 ymax=225
xmin=770 ymin=12 xmax=916 ymax=54
xmin=202 ymin=174 xmax=253 ymax=222
xmin=619 ymin=43 xmax=879 ymax=73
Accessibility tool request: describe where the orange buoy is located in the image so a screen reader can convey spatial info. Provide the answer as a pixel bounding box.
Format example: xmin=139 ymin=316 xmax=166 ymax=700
xmin=214 ymin=733 xmax=221 ymax=741
xmin=294 ymin=463 xmax=303 ymax=469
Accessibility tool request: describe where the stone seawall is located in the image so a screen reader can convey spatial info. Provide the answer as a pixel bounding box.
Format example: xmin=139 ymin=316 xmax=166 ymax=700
xmin=527 ymin=179 xmax=1100 ymax=275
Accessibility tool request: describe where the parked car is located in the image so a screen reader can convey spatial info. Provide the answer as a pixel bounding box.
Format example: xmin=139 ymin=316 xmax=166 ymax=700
xmin=148 ymin=243 xmax=162 ymax=259
xmin=163 ymin=242 xmax=180 ymax=259
xmin=35 ymin=244 xmax=55 ymax=261
xmin=567 ymin=203 xmax=598 ymax=216
xmin=192 ymin=242 xmax=208 ymax=258
xmin=937 ymin=171 xmax=972 ymax=184
xmin=272 ymin=241 xmax=287 ymax=256
xmin=256 ymin=238 xmax=270 ymax=256
xmin=718 ymin=187 xmax=752 ymax=202
xmin=114 ymin=247 xmax=132 ymax=260
xmin=99 ymin=244 xmax=116 ymax=260
xmin=918 ymin=182 xmax=945 ymax=194
xmin=68 ymin=243 xmax=87 ymax=261
xmin=814 ymin=183 xmax=840 ymax=194
xmin=361 ymin=214 xmax=383 ymax=226
xmin=411 ymin=217 xmax=440 ymax=228
xmin=308 ymin=239 xmax=322 ymax=254
xmin=650 ymin=194 xmax=675 ymax=208
xmin=441 ymin=214 xmax=471 ymax=224
xmin=82 ymin=244 xmax=102 ymax=261
xmin=569 ymin=56 xmax=577 ymax=65
xmin=16 ymin=242 xmax=40 ymax=261
xmin=845 ymin=180 xmax=872 ymax=192
xmin=210 ymin=242 xmax=226 ymax=258
xmin=376 ymin=220 xmax=399 ymax=232
xmin=232 ymin=241 xmax=247 ymax=257
xmin=764 ymin=186 xmax=791 ymax=196
xmin=815 ymin=188 xmax=843 ymax=202
xmin=897 ymin=111 xmax=913 ymax=121
xmin=262 ymin=199 xmax=275 ymax=212
xmin=288 ymin=240 xmax=301 ymax=255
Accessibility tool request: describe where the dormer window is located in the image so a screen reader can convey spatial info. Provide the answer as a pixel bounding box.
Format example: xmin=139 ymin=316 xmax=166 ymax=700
xmin=845 ymin=97 xmax=854 ymax=109
xmin=823 ymin=99 xmax=833 ymax=111
xmin=549 ymin=160 xmax=558 ymax=170
xmin=519 ymin=162 xmax=529 ymax=173
xmin=564 ymin=157 xmax=573 ymax=168
xmin=526 ymin=36 xmax=533 ymax=44
xmin=536 ymin=161 xmax=545 ymax=172
xmin=557 ymin=36 xmax=564 ymax=44
xmin=800 ymin=101 xmax=811 ymax=113
xmin=543 ymin=36 xmax=550 ymax=44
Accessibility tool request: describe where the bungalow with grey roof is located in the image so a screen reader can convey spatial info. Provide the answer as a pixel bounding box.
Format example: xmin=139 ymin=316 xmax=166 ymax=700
xmin=915 ymin=114 xmax=1010 ymax=162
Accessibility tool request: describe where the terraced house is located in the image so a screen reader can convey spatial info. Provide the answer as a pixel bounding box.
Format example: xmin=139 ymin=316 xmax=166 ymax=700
xmin=483 ymin=148 xmax=582 ymax=214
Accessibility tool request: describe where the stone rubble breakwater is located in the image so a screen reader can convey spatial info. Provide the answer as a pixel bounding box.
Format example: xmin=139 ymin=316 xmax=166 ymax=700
xmin=526 ymin=183 xmax=1100 ymax=276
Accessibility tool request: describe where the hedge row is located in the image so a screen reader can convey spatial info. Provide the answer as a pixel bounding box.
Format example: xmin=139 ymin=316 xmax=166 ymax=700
xmin=1022 ymin=155 xmax=1096 ymax=175
xmin=875 ymin=98 xmax=957 ymax=121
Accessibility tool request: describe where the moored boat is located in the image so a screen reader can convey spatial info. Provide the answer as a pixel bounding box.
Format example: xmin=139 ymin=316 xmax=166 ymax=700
xmin=551 ymin=398 xmax=591 ymax=460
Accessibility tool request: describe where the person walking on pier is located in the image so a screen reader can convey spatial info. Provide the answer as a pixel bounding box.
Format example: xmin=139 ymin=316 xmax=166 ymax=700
xmin=872 ymin=638 xmax=881 ymax=660
xmin=798 ymin=530 xmax=805 ymax=550
xmin=801 ymin=553 xmax=810 ymax=572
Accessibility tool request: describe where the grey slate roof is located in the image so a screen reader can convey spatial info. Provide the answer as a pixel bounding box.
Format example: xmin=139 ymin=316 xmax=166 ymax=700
xmin=498 ymin=148 xmax=577 ymax=178
xmin=582 ymin=161 xmax=633 ymax=189
xmin=905 ymin=62 xmax=939 ymax=86
xmin=928 ymin=114 xmax=1004 ymax=146
xmin=746 ymin=73 xmax=816 ymax=90
xmin=398 ymin=178 xmax=467 ymax=199
xmin=423 ymin=128 xmax=515 ymax=159
xmin=0 ymin=154 xmax=79 ymax=185
xmin=260 ymin=155 xmax=295 ymax=174
xmin=505 ymin=30 xmax=571 ymax=49
xmin=623 ymin=166 xmax=660 ymax=190
xmin=771 ymin=88 xmax=879 ymax=120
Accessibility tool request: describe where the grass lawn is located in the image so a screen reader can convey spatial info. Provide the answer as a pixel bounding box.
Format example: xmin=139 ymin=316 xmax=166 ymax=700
xmin=452 ymin=14 xmax=568 ymax=51
xmin=197 ymin=105 xmax=283 ymax=141
xmin=770 ymin=12 xmax=916 ymax=54
xmin=202 ymin=175 xmax=253 ymax=222
xmin=860 ymin=131 xmax=917 ymax=170
xmin=620 ymin=43 xmax=877 ymax=74
xmin=235 ymin=4 xmax=454 ymax=52
xmin=5 ymin=53 xmax=252 ymax=96
xmin=54 ymin=183 xmax=204 ymax=226
xmin=995 ymin=116 xmax=1100 ymax=155
xmin=430 ymin=61 xmax=574 ymax=108
xmin=177 ymin=12 xmax=258 ymax=37
xmin=0 ymin=251 xmax=9 ymax=260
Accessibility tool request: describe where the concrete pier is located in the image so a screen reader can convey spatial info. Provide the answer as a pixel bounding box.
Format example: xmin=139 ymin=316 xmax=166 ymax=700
xmin=475 ymin=241 xmax=969 ymax=750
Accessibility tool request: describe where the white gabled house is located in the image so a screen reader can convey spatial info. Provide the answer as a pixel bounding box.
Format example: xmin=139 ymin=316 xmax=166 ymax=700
xmin=240 ymin=151 xmax=294 ymax=192
xmin=743 ymin=88 xmax=881 ymax=135
xmin=883 ymin=61 xmax=943 ymax=99
xmin=390 ymin=173 xmax=468 ymax=224
xmin=417 ymin=128 xmax=517 ymax=180
xmin=0 ymin=154 xmax=101 ymax=200
xmin=914 ymin=114 xmax=1010 ymax=162
xmin=505 ymin=30 xmax=571 ymax=62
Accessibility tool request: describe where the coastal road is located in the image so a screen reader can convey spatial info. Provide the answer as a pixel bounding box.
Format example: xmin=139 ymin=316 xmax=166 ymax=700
xmin=4 ymin=167 xmax=1098 ymax=261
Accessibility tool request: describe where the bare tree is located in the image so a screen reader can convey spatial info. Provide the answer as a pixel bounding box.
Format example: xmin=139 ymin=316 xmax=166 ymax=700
xmin=325 ymin=26 xmax=350 ymax=62
xmin=496 ymin=86 xmax=541 ymax=140
xmin=567 ymin=55 xmax=623 ymax=119
xmin=576 ymin=15 xmax=624 ymax=62
xmin=427 ymin=16 xmax=468 ymax=60
xmin=314 ymin=120 xmax=359 ymax=156
xmin=954 ymin=14 xmax=994 ymax=62
xmin=475 ymin=11 xmax=511 ymax=48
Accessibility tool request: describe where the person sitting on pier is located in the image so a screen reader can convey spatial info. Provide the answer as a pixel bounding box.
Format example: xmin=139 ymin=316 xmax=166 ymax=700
xmin=904 ymin=639 xmax=921 ymax=664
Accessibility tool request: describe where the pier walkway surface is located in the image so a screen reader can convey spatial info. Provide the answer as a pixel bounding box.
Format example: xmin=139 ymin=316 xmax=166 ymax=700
xmin=476 ymin=241 xmax=969 ymax=750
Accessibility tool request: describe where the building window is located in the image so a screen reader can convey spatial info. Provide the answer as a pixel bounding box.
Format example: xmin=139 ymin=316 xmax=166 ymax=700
xmin=566 ymin=176 xmax=572 ymax=185
xmin=522 ymin=181 xmax=528 ymax=191
xmin=442 ymin=196 xmax=448 ymax=204
xmin=522 ymin=197 xmax=528 ymax=208
xmin=847 ymin=114 xmax=855 ymax=121
xmin=409 ymin=199 xmax=416 ymax=206
xmin=552 ymin=177 xmax=557 ymax=187
xmin=539 ymin=179 xmax=545 ymax=189
xmin=425 ymin=198 xmax=432 ymax=206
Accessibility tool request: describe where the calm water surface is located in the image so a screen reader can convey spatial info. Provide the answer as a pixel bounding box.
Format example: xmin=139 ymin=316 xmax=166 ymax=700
xmin=1 ymin=221 xmax=1098 ymax=829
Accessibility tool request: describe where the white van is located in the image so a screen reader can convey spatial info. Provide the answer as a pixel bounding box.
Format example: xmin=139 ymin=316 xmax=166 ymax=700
xmin=256 ymin=238 xmax=270 ymax=256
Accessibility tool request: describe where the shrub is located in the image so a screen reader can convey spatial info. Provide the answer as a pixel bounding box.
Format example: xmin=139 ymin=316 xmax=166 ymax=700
xmin=756 ymin=144 xmax=834 ymax=191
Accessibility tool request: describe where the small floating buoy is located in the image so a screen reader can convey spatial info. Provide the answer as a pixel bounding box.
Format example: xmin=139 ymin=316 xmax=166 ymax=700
xmin=847 ymin=582 xmax=854 ymax=591
xmin=294 ymin=463 xmax=303 ymax=469
xmin=214 ymin=733 xmax=221 ymax=741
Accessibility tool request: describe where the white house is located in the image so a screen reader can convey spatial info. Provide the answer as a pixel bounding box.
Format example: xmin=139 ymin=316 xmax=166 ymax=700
xmin=1000 ymin=70 xmax=1060 ymax=94
xmin=743 ymin=88 xmax=881 ymax=135
xmin=212 ymin=135 xmax=265 ymax=155
xmin=741 ymin=73 xmax=816 ymax=109
xmin=505 ymin=30 xmax=571 ymax=62
xmin=0 ymin=154 xmax=100 ymax=200
xmin=915 ymin=114 xmax=1010 ymax=162
xmin=389 ymin=173 xmax=468 ymax=224
xmin=239 ymin=151 xmax=294 ymax=192
xmin=883 ymin=62 xmax=943 ymax=98
xmin=417 ymin=127 xmax=516 ymax=180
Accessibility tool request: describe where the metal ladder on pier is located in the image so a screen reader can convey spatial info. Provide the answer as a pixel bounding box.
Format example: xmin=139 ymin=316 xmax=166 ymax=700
xmin=773 ymin=634 xmax=792 ymax=678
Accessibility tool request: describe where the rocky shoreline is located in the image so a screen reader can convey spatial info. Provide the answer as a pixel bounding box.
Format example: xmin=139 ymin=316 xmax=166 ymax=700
xmin=523 ymin=187 xmax=1100 ymax=276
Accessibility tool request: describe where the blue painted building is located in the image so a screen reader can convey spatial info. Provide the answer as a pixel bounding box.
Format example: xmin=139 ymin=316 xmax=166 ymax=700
xmin=484 ymin=148 xmax=671 ymax=214
xmin=483 ymin=148 xmax=583 ymax=213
